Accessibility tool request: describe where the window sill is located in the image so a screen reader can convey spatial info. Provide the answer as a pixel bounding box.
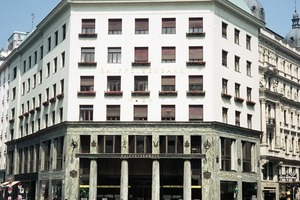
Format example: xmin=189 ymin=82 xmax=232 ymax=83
xmin=186 ymin=61 xmax=206 ymax=66
xmin=24 ymin=112 xmax=29 ymax=117
xmin=9 ymin=119 xmax=15 ymax=123
xmin=78 ymin=62 xmax=97 ymax=67
xmin=186 ymin=91 xmax=205 ymax=96
xmin=246 ymin=100 xmax=256 ymax=106
xmin=35 ymin=106 xmax=41 ymax=111
xmin=159 ymin=91 xmax=178 ymax=96
xmin=49 ymin=97 xmax=56 ymax=103
xmin=18 ymin=115 xmax=24 ymax=120
xmin=221 ymin=93 xmax=232 ymax=99
xmin=131 ymin=91 xmax=150 ymax=96
xmin=234 ymin=97 xmax=244 ymax=103
xmin=104 ymin=91 xmax=123 ymax=96
xmin=29 ymin=109 xmax=35 ymax=114
xmin=186 ymin=32 xmax=206 ymax=37
xmin=77 ymin=91 xmax=96 ymax=96
xmin=78 ymin=33 xmax=98 ymax=38
xmin=56 ymin=93 xmax=64 ymax=100
xmin=132 ymin=61 xmax=151 ymax=67
xmin=42 ymin=101 xmax=50 ymax=106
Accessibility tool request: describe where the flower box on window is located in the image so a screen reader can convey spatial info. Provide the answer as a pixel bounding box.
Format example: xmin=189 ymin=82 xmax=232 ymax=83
xmin=49 ymin=97 xmax=56 ymax=103
xmin=186 ymin=61 xmax=206 ymax=66
xmin=246 ymin=100 xmax=256 ymax=106
xmin=56 ymin=93 xmax=64 ymax=99
xmin=186 ymin=32 xmax=206 ymax=37
xmin=78 ymin=62 xmax=97 ymax=67
xmin=131 ymin=61 xmax=151 ymax=67
xmin=221 ymin=93 xmax=232 ymax=99
xmin=77 ymin=91 xmax=96 ymax=96
xmin=234 ymin=97 xmax=244 ymax=103
xmin=131 ymin=91 xmax=150 ymax=96
xmin=78 ymin=33 xmax=98 ymax=38
xmin=9 ymin=119 xmax=14 ymax=123
xmin=29 ymin=109 xmax=35 ymax=114
xmin=24 ymin=112 xmax=29 ymax=117
xmin=186 ymin=91 xmax=206 ymax=96
xmin=18 ymin=115 xmax=24 ymax=119
xmin=35 ymin=106 xmax=41 ymax=111
xmin=42 ymin=101 xmax=49 ymax=106
xmin=159 ymin=91 xmax=178 ymax=96
xmin=104 ymin=91 xmax=123 ymax=96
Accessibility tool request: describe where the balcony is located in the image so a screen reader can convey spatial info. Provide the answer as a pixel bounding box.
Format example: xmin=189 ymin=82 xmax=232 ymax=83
xmin=56 ymin=93 xmax=64 ymax=100
xmin=131 ymin=91 xmax=150 ymax=96
xmin=132 ymin=61 xmax=151 ymax=67
xmin=221 ymin=93 xmax=232 ymax=100
xmin=49 ymin=97 xmax=56 ymax=103
xmin=186 ymin=61 xmax=206 ymax=67
xmin=246 ymin=100 xmax=256 ymax=106
xmin=42 ymin=100 xmax=49 ymax=106
xmin=186 ymin=91 xmax=205 ymax=96
xmin=78 ymin=33 xmax=97 ymax=38
xmin=104 ymin=91 xmax=123 ymax=96
xmin=29 ymin=109 xmax=35 ymax=114
xmin=77 ymin=91 xmax=96 ymax=96
xmin=234 ymin=97 xmax=244 ymax=103
xmin=9 ymin=119 xmax=14 ymax=123
xmin=159 ymin=91 xmax=178 ymax=96
xmin=78 ymin=62 xmax=97 ymax=67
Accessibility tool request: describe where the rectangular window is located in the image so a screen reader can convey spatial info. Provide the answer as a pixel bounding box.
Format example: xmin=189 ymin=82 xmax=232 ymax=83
xmin=134 ymin=47 xmax=148 ymax=63
xmin=222 ymin=50 xmax=228 ymax=67
xmin=242 ymin=141 xmax=254 ymax=172
xmin=12 ymin=87 xmax=16 ymax=100
xmin=34 ymin=51 xmax=37 ymax=64
xmin=162 ymin=18 xmax=176 ymax=34
xmin=45 ymin=114 xmax=48 ymax=128
xmin=79 ymin=105 xmax=93 ymax=121
xmin=27 ymin=78 xmax=30 ymax=93
xmin=161 ymin=105 xmax=175 ymax=121
xmin=62 ymin=24 xmax=66 ymax=40
xmin=108 ymin=19 xmax=122 ymax=34
xmin=45 ymin=88 xmax=49 ymax=101
xmin=13 ymin=67 xmax=17 ymax=79
xmin=55 ymin=136 xmax=64 ymax=170
xmin=98 ymin=135 xmax=121 ymax=153
xmin=189 ymin=46 xmax=203 ymax=62
xmin=189 ymin=17 xmax=203 ymax=33
xmin=222 ymin=78 xmax=228 ymax=94
xmin=108 ymin=47 xmax=121 ymax=63
xmin=162 ymin=47 xmax=175 ymax=63
xmin=189 ymin=105 xmax=203 ymax=121
xmin=46 ymin=62 xmax=50 ymax=77
xmin=246 ymin=35 xmax=251 ymax=50
xmin=38 ymin=94 xmax=42 ymax=107
xmin=235 ymin=56 xmax=240 ymax=72
xmin=106 ymin=105 xmax=120 ymax=121
xmin=247 ymin=114 xmax=252 ymax=129
xmin=235 ymin=83 xmax=240 ymax=98
xmin=59 ymin=107 xmax=63 ymax=122
xmin=81 ymin=47 xmax=95 ymax=63
xmin=234 ymin=29 xmax=240 ymax=44
xmin=52 ymin=111 xmax=55 ymax=125
xmin=82 ymin=19 xmax=95 ymax=34
xmin=235 ymin=111 xmax=240 ymax=126
xmin=134 ymin=105 xmax=147 ymax=121
xmin=23 ymin=60 xmax=26 ymax=73
xmin=135 ymin=18 xmax=149 ymax=34
xmin=246 ymin=61 xmax=252 ymax=76
xmin=221 ymin=137 xmax=235 ymax=171
xmin=61 ymin=51 xmax=65 ymax=68
xmin=53 ymin=84 xmax=56 ymax=97
xmin=161 ymin=76 xmax=175 ymax=91
xmin=107 ymin=76 xmax=121 ymax=91
xmin=80 ymin=135 xmax=90 ymax=153
xmin=222 ymin=107 xmax=228 ymax=123
xmin=129 ymin=135 xmax=152 ymax=153
xmin=160 ymin=135 xmax=183 ymax=153
xmin=134 ymin=76 xmax=148 ymax=92
xmin=247 ymin=87 xmax=252 ymax=101
xmin=40 ymin=45 xmax=43 ymax=60
xmin=53 ymin=57 xmax=57 ymax=73
xmin=60 ymin=79 xmax=64 ymax=94
xmin=189 ymin=75 xmax=203 ymax=91
xmin=55 ymin=31 xmax=58 ymax=46
xmin=80 ymin=76 xmax=94 ymax=92
xmin=222 ymin=22 xmax=228 ymax=38
xmin=33 ymin=74 xmax=36 ymax=88
xmin=28 ymin=56 xmax=32 ymax=69
xmin=22 ymin=82 xmax=25 ymax=95
xmin=48 ymin=37 xmax=51 ymax=52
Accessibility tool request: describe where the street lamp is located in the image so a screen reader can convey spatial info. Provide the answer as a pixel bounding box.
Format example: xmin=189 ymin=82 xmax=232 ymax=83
xmin=25 ymin=187 xmax=29 ymax=200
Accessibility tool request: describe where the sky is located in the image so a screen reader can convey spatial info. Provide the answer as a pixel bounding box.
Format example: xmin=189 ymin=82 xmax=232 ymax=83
xmin=0 ymin=0 xmax=298 ymax=49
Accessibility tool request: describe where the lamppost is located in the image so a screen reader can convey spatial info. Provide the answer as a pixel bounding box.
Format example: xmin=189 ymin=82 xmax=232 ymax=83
xmin=25 ymin=187 xmax=29 ymax=200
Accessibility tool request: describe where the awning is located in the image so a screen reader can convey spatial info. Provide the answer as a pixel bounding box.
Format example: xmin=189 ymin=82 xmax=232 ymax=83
xmin=0 ymin=181 xmax=20 ymax=187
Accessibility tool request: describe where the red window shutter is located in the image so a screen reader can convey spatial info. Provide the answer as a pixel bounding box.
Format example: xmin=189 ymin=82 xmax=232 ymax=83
xmin=135 ymin=19 xmax=148 ymax=31
xmin=134 ymin=105 xmax=147 ymax=118
xmin=162 ymin=76 xmax=175 ymax=85
xmin=80 ymin=76 xmax=94 ymax=86
xmin=107 ymin=105 xmax=120 ymax=117
xmin=189 ymin=105 xmax=203 ymax=120
xmin=189 ymin=76 xmax=203 ymax=85
xmin=82 ymin=19 xmax=95 ymax=29
xmin=189 ymin=18 xmax=203 ymax=28
xmin=109 ymin=19 xmax=122 ymax=31
xmin=161 ymin=105 xmax=175 ymax=118
xmin=162 ymin=18 xmax=176 ymax=28
xmin=189 ymin=47 xmax=203 ymax=60
xmin=162 ymin=47 xmax=175 ymax=60
xmin=135 ymin=47 xmax=148 ymax=62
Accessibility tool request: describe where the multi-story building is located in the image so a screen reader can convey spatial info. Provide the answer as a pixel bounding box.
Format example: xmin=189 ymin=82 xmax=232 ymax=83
xmin=1 ymin=0 xmax=263 ymax=199
xmin=259 ymin=10 xmax=300 ymax=200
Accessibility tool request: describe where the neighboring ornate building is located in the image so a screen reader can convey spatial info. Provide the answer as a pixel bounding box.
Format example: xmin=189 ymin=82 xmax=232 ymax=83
xmin=0 ymin=0 xmax=264 ymax=199
xmin=259 ymin=11 xmax=300 ymax=200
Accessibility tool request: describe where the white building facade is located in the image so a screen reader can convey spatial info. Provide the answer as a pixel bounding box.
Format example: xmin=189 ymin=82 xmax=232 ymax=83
xmin=2 ymin=0 xmax=263 ymax=199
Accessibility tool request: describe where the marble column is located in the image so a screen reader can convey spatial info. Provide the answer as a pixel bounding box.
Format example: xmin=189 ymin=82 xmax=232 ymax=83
xmin=120 ymin=159 xmax=128 ymax=200
xmin=275 ymin=102 xmax=281 ymax=148
xmin=260 ymin=98 xmax=267 ymax=145
xmin=89 ymin=159 xmax=97 ymax=199
xmin=152 ymin=160 xmax=160 ymax=200
xmin=183 ymin=160 xmax=192 ymax=200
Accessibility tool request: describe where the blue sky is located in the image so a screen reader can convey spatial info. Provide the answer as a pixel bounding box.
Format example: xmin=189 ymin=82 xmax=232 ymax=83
xmin=0 ymin=0 xmax=298 ymax=49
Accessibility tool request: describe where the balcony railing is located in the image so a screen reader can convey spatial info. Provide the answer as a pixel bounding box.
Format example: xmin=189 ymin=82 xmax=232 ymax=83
xmin=104 ymin=91 xmax=123 ymax=96
xmin=77 ymin=91 xmax=96 ymax=96
xmin=186 ymin=91 xmax=205 ymax=96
